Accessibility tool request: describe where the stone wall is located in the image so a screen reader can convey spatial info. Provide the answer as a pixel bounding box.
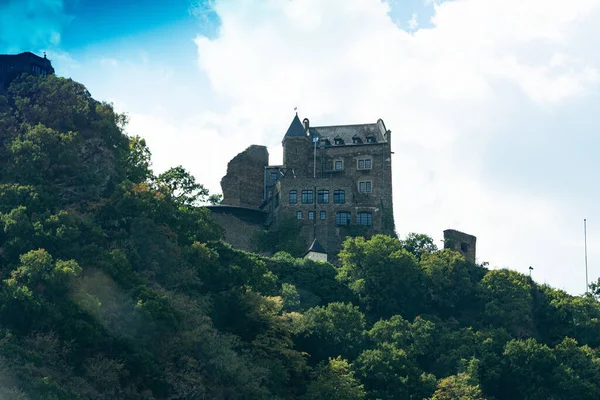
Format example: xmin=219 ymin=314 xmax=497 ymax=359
xmin=271 ymin=135 xmax=394 ymax=260
xmin=209 ymin=211 xmax=265 ymax=252
xmin=443 ymin=229 xmax=477 ymax=263
xmin=221 ymin=145 xmax=269 ymax=208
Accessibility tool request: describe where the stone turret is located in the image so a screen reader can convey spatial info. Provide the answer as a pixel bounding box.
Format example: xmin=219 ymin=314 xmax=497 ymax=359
xmin=282 ymin=114 xmax=311 ymax=177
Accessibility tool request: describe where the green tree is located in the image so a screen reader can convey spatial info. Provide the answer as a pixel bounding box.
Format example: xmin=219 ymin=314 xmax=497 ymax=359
xmin=478 ymin=269 xmax=534 ymax=337
xmin=401 ymin=232 xmax=438 ymax=261
xmin=281 ymin=282 xmax=301 ymax=311
xmin=421 ymin=249 xmax=485 ymax=318
xmin=430 ymin=373 xmax=486 ymax=400
xmin=354 ymin=342 xmax=436 ymax=400
xmin=155 ymin=165 xmax=209 ymax=206
xmin=125 ymin=135 xmax=153 ymax=183
xmin=298 ymin=302 xmax=366 ymax=362
xmin=338 ymin=234 xmax=425 ymax=319
xmin=302 ymin=357 xmax=366 ymax=400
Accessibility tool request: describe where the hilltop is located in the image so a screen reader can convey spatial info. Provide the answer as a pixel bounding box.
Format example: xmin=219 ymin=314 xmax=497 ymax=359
xmin=1 ymin=74 xmax=600 ymax=399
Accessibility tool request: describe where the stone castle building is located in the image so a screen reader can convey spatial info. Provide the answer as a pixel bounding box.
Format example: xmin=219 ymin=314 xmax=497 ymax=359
xmin=213 ymin=114 xmax=395 ymax=260
xmin=210 ymin=114 xmax=478 ymax=263
xmin=0 ymin=52 xmax=55 ymax=88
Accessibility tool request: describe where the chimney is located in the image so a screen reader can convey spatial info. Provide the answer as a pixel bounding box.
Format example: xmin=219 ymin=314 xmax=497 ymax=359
xmin=303 ymin=118 xmax=310 ymax=130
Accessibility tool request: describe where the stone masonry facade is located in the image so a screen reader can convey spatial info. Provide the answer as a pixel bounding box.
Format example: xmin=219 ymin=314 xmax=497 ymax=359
xmin=219 ymin=114 xmax=396 ymax=261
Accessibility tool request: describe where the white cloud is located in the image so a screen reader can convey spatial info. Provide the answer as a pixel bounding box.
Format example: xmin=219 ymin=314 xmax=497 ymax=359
xmin=105 ymin=0 xmax=600 ymax=294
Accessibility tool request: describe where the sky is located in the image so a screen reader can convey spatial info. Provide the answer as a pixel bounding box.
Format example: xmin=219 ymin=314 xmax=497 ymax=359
xmin=3 ymin=0 xmax=600 ymax=295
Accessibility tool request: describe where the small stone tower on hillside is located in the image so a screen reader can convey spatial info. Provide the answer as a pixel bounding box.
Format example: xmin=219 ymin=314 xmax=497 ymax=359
xmin=443 ymin=229 xmax=477 ymax=263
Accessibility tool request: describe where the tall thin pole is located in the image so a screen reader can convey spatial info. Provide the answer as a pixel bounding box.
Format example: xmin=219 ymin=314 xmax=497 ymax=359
xmin=313 ymin=137 xmax=317 ymax=178
xmin=585 ymin=218 xmax=589 ymax=293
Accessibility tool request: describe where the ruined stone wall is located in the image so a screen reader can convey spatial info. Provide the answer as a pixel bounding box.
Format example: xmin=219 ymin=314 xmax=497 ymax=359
xmin=220 ymin=145 xmax=268 ymax=208
xmin=443 ymin=229 xmax=477 ymax=263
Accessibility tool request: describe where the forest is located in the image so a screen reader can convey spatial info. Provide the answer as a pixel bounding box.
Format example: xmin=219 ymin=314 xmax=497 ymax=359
xmin=1 ymin=74 xmax=600 ymax=399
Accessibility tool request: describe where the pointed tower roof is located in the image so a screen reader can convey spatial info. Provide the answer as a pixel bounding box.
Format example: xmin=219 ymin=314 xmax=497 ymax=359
xmin=284 ymin=114 xmax=307 ymax=138
xmin=306 ymin=238 xmax=326 ymax=255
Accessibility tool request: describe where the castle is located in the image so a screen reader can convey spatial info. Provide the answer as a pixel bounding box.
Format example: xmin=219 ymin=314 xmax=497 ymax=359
xmin=0 ymin=52 xmax=55 ymax=88
xmin=213 ymin=114 xmax=394 ymax=261
xmin=210 ymin=114 xmax=478 ymax=263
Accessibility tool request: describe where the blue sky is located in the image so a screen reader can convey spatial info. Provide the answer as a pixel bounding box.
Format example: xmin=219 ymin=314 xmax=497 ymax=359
xmin=3 ymin=0 xmax=600 ymax=295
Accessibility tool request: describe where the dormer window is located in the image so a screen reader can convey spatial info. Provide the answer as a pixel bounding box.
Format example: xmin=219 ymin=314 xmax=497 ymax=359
xmin=366 ymin=136 xmax=376 ymax=143
xmin=334 ymin=137 xmax=344 ymax=145
xmin=352 ymin=135 xmax=362 ymax=144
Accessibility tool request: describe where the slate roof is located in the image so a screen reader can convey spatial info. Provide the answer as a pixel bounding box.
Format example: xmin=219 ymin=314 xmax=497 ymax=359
xmin=305 ymin=238 xmax=327 ymax=255
xmin=308 ymin=120 xmax=388 ymax=145
xmin=282 ymin=115 xmax=389 ymax=146
xmin=284 ymin=114 xmax=308 ymax=137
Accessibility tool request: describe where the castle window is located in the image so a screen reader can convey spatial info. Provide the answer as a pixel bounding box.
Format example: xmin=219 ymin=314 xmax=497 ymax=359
xmin=357 ymin=158 xmax=372 ymax=170
xmin=334 ymin=160 xmax=343 ymax=170
xmin=359 ymin=181 xmax=372 ymax=193
xmin=297 ymin=211 xmax=303 ymax=220
xmin=461 ymin=242 xmax=470 ymax=252
xmin=333 ymin=190 xmax=345 ymax=204
xmin=275 ymin=192 xmax=280 ymax=207
xmin=336 ymin=212 xmax=352 ymax=225
xmin=318 ymin=190 xmax=329 ymax=204
xmin=357 ymin=212 xmax=372 ymax=226
xmin=366 ymin=136 xmax=376 ymax=143
xmin=302 ymin=190 xmax=313 ymax=204
xmin=270 ymin=172 xmax=279 ymax=181
xmin=320 ymin=211 xmax=326 ymax=220
xmin=308 ymin=211 xmax=314 ymax=220
xmin=289 ymin=190 xmax=297 ymax=204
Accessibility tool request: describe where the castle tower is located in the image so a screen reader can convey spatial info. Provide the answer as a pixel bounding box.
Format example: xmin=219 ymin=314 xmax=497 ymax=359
xmin=282 ymin=114 xmax=312 ymax=177
xmin=443 ymin=229 xmax=477 ymax=263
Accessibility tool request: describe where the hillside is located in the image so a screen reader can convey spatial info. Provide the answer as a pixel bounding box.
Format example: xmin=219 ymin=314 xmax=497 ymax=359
xmin=1 ymin=74 xmax=600 ymax=399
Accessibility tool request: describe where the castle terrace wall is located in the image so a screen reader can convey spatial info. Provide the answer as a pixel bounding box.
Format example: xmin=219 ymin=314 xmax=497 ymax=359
xmin=207 ymin=206 xmax=267 ymax=252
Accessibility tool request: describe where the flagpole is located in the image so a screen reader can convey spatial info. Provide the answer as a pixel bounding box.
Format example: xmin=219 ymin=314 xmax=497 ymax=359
xmin=585 ymin=218 xmax=589 ymax=293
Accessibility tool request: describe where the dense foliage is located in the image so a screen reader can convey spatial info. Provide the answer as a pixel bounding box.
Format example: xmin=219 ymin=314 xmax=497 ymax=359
xmin=1 ymin=74 xmax=600 ymax=399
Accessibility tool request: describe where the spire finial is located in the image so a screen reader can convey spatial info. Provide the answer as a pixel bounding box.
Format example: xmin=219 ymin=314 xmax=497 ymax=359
xmin=43 ymin=51 xmax=47 ymax=58
xmin=294 ymin=106 xmax=297 ymax=116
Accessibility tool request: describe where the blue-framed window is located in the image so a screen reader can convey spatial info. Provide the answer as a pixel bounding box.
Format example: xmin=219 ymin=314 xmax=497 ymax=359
xmin=356 ymin=212 xmax=372 ymax=226
xmin=336 ymin=212 xmax=352 ymax=225
xmin=302 ymin=190 xmax=313 ymax=204
xmin=318 ymin=190 xmax=329 ymax=204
